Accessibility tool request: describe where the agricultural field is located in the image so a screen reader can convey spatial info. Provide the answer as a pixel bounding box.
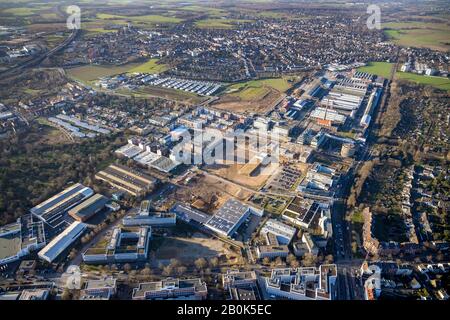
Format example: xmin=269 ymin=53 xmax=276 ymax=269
xmin=2 ymin=7 xmax=36 ymax=16
xmin=357 ymin=62 xmax=394 ymax=79
xmin=96 ymin=13 xmax=183 ymax=24
xmin=178 ymin=5 xmax=226 ymax=16
xmin=396 ymin=72 xmax=450 ymax=91
xmin=195 ymin=18 xmax=251 ymax=29
xmin=383 ymin=21 xmax=450 ymax=51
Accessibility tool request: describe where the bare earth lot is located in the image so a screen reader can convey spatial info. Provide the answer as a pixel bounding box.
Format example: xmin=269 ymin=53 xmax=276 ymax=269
xmin=212 ymin=87 xmax=283 ymax=114
xmin=205 ymin=162 xmax=278 ymax=190
xmin=154 ymin=233 xmax=235 ymax=263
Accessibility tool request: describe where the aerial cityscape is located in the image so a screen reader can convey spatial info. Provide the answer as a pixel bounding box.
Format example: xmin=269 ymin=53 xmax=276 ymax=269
xmin=0 ymin=0 xmax=449 ymax=306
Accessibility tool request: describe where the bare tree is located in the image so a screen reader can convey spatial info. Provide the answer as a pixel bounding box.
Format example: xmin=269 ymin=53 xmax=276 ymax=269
xmin=194 ymin=258 xmax=208 ymax=270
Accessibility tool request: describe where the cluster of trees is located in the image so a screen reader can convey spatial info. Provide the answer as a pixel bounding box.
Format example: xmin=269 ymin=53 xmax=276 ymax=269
xmin=261 ymin=253 xmax=334 ymax=268
xmin=0 ymin=123 xmax=126 ymax=225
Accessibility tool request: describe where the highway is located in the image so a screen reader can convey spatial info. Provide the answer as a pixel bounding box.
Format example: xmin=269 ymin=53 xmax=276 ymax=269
xmin=0 ymin=29 xmax=80 ymax=79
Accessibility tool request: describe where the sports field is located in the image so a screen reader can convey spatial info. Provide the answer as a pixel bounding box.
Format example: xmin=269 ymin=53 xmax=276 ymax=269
xmin=357 ymin=62 xmax=394 ymax=79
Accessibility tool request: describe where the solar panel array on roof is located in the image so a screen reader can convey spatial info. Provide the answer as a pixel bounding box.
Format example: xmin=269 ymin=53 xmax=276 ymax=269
xmin=205 ymin=199 xmax=250 ymax=237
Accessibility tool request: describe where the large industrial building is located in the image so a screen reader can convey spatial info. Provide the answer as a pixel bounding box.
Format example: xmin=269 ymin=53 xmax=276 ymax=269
xmin=205 ymin=199 xmax=261 ymax=238
xmin=68 ymin=194 xmax=109 ymax=222
xmin=38 ymin=221 xmax=87 ymax=263
xmin=30 ymin=183 xmax=94 ymax=227
xmin=171 ymin=203 xmax=212 ymax=228
xmin=95 ymin=164 xmax=157 ymax=197
xmin=263 ymin=265 xmax=337 ymax=300
xmin=132 ymin=278 xmax=207 ymax=300
xmin=0 ymin=215 xmax=46 ymax=266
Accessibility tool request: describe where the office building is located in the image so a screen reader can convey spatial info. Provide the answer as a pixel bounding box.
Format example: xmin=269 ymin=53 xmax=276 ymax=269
xmin=0 ymin=216 xmax=46 ymax=266
xmin=82 ymin=226 xmax=151 ymax=264
xmin=132 ymin=278 xmax=207 ymax=300
xmin=282 ymin=198 xmax=321 ymax=229
xmin=263 ymin=265 xmax=337 ymax=300
xmin=80 ymin=277 xmax=117 ymax=300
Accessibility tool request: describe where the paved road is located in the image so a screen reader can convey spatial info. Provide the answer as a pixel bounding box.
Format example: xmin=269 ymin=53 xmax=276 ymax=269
xmin=0 ymin=29 xmax=80 ymax=78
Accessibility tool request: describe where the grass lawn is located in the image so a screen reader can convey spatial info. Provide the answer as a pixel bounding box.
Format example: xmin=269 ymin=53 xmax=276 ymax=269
xmin=65 ymin=63 xmax=140 ymax=83
xmin=127 ymin=58 xmax=169 ymax=74
xmin=383 ymin=21 xmax=450 ymax=51
xmin=227 ymin=77 xmax=294 ymax=100
xmin=357 ymin=62 xmax=394 ymax=78
xmin=396 ymin=72 xmax=450 ymax=91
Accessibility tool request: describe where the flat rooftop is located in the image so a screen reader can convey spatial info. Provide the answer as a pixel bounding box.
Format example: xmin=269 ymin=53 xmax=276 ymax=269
xmin=38 ymin=221 xmax=87 ymax=263
xmin=171 ymin=203 xmax=211 ymax=225
xmin=284 ymin=198 xmax=320 ymax=225
xmin=133 ymin=278 xmax=207 ymax=299
xmin=68 ymin=194 xmax=109 ymax=220
xmin=205 ymin=198 xmax=249 ymax=236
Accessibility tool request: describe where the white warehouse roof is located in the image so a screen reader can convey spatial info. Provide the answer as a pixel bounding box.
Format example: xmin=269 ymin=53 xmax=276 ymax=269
xmin=38 ymin=221 xmax=87 ymax=263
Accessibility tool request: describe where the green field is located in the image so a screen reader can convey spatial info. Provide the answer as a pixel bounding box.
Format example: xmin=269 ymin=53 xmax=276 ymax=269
xmin=128 ymin=59 xmax=169 ymax=74
xmin=227 ymin=77 xmax=294 ymax=100
xmin=195 ymin=18 xmax=251 ymax=29
xmin=396 ymin=72 xmax=450 ymax=91
xmin=383 ymin=21 xmax=450 ymax=51
xmin=96 ymin=13 xmax=182 ymax=24
xmin=66 ymin=63 xmax=140 ymax=83
xmin=357 ymin=62 xmax=394 ymax=79
xmin=3 ymin=7 xmax=36 ymax=16
xmin=179 ymin=5 xmax=226 ymax=16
